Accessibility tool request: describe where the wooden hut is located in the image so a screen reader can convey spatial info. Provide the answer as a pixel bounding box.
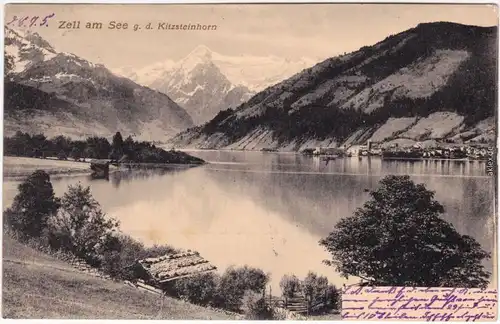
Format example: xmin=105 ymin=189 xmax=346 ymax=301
xmin=90 ymin=159 xmax=110 ymax=178
xmin=129 ymin=251 xmax=217 ymax=289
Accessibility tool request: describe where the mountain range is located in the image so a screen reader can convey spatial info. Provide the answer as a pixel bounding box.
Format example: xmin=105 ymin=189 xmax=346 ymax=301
xmin=114 ymin=46 xmax=318 ymax=125
xmin=4 ymin=27 xmax=193 ymax=141
xmin=168 ymin=22 xmax=497 ymax=151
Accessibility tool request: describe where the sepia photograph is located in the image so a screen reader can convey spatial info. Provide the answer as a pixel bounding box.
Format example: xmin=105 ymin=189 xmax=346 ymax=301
xmin=2 ymin=3 xmax=498 ymax=320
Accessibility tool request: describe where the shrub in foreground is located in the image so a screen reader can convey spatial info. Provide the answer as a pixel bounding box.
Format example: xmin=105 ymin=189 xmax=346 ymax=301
xmin=5 ymin=170 xmax=60 ymax=238
xmin=279 ymin=274 xmax=301 ymax=299
xmin=46 ymin=183 xmax=120 ymax=267
xmin=242 ymin=291 xmax=274 ymax=320
xmin=5 ymin=171 xmax=279 ymax=316
xmin=215 ymin=266 xmax=269 ymax=312
xmin=100 ymin=234 xmax=179 ymax=280
xmin=173 ymin=273 xmax=219 ymax=306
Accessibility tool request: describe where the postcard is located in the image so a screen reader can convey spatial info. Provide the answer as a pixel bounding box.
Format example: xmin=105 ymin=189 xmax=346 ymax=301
xmin=2 ymin=2 xmax=498 ymax=321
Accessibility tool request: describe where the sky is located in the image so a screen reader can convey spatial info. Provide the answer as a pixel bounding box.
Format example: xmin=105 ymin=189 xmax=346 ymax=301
xmin=4 ymin=3 xmax=498 ymax=69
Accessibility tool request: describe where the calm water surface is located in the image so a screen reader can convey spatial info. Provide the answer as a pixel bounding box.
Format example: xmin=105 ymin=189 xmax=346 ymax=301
xmin=3 ymin=151 xmax=496 ymax=289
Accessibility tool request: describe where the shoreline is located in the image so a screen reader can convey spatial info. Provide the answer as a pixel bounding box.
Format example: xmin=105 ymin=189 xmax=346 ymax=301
xmin=2 ymin=156 xmax=207 ymax=181
xmin=177 ymin=148 xmax=491 ymax=161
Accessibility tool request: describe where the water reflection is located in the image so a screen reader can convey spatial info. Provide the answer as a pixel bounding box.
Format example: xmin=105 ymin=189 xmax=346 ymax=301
xmin=2 ymin=152 xmax=496 ymax=289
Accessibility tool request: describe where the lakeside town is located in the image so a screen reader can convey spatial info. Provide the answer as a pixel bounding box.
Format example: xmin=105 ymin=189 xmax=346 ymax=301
xmin=300 ymin=140 xmax=494 ymax=161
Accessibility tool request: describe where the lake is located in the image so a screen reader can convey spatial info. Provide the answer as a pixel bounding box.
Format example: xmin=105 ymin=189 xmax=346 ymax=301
xmin=3 ymin=151 xmax=496 ymax=290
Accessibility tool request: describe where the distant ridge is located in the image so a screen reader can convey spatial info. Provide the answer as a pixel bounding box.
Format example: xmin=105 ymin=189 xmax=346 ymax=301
xmin=4 ymin=26 xmax=194 ymax=141
xmin=168 ymin=22 xmax=497 ymax=151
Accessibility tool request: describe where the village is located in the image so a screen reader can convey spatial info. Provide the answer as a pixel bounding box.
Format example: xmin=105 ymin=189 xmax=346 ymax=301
xmin=303 ymin=140 xmax=493 ymax=161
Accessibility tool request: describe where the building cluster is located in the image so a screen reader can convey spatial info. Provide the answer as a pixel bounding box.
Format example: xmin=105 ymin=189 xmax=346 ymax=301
xmin=381 ymin=143 xmax=491 ymax=160
xmin=305 ymin=141 xmax=492 ymax=161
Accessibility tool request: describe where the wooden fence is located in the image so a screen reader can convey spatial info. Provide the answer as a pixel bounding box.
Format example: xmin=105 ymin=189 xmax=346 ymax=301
xmin=262 ymin=287 xmax=339 ymax=316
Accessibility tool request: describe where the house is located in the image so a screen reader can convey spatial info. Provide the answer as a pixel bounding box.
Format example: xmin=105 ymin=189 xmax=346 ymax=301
xmin=129 ymin=251 xmax=217 ymax=288
xmin=413 ymin=142 xmax=423 ymax=149
xmin=313 ymin=147 xmax=341 ymax=155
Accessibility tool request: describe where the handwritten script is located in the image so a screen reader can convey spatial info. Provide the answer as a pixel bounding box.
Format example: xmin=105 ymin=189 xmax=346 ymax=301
xmin=342 ymin=286 xmax=497 ymax=321
xmin=6 ymin=14 xmax=55 ymax=28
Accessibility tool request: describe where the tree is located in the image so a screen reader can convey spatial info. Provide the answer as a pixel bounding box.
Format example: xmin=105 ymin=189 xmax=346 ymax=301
xmin=110 ymin=132 xmax=124 ymax=160
xmin=52 ymin=135 xmax=71 ymax=156
xmin=5 ymin=131 xmax=32 ymax=156
xmin=31 ymin=134 xmax=48 ymax=158
xmin=123 ymin=135 xmax=135 ymax=160
xmin=302 ymin=272 xmax=328 ymax=310
xmin=216 ymin=266 xmax=269 ymax=312
xmin=325 ymin=284 xmax=341 ymax=310
xmin=279 ymin=274 xmax=301 ymax=298
xmin=5 ymin=170 xmax=60 ymax=238
xmin=70 ymin=146 xmax=83 ymax=161
xmin=319 ymin=175 xmax=491 ymax=288
xmin=85 ymin=136 xmax=111 ymax=159
xmin=47 ymin=183 xmax=119 ymax=266
xmin=57 ymin=149 xmax=68 ymax=160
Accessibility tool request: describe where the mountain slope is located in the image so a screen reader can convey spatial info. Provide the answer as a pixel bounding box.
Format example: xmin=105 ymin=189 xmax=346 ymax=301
xmin=169 ymin=22 xmax=497 ymax=151
xmin=4 ymin=27 xmax=193 ymax=141
xmin=113 ymin=46 xmax=319 ymax=125
xmin=146 ymin=46 xmax=254 ymax=125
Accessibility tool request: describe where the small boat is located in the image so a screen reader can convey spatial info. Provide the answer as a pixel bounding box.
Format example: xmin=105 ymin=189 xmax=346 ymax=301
xmin=321 ymin=156 xmax=336 ymax=161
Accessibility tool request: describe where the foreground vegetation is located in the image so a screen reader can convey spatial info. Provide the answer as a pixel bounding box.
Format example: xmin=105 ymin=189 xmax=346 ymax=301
xmin=6 ymin=168 xmax=484 ymax=319
xmin=4 ymin=170 xmax=340 ymax=319
xmin=4 ymin=131 xmax=204 ymax=165
xmin=320 ymin=175 xmax=491 ymax=288
xmin=2 ymin=235 xmax=237 ymax=319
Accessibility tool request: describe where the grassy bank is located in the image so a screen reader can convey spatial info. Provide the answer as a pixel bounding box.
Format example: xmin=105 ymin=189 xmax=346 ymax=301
xmin=2 ymin=235 xmax=238 ymax=319
xmin=3 ymin=156 xmax=91 ymax=179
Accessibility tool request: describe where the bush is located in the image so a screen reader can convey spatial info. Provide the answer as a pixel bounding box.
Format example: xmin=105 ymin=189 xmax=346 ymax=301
xmin=173 ymin=273 xmax=219 ymax=306
xmin=5 ymin=170 xmax=60 ymax=238
xmin=303 ymin=271 xmax=328 ymax=306
xmin=99 ymin=234 xmax=180 ymax=280
xmin=278 ymin=272 xmax=341 ymax=315
xmin=215 ymin=266 xmax=269 ymax=312
xmin=142 ymin=244 xmax=178 ymax=258
xmin=279 ymin=274 xmax=301 ymax=298
xmin=99 ymin=234 xmax=145 ymax=280
xmin=325 ymin=284 xmax=341 ymax=311
xmin=46 ymin=183 xmax=120 ymax=267
xmin=242 ymin=291 xmax=274 ymax=320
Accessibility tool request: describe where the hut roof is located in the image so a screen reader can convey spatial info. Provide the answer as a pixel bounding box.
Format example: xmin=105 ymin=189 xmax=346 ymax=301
xmin=138 ymin=251 xmax=217 ymax=283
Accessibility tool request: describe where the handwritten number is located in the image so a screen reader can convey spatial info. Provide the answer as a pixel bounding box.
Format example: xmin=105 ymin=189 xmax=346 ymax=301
xmin=40 ymin=13 xmax=55 ymax=26
xmin=6 ymin=13 xmax=54 ymax=28
xmin=18 ymin=16 xmax=28 ymax=27
xmin=29 ymin=16 xmax=39 ymax=27
xmin=6 ymin=16 xmax=18 ymax=26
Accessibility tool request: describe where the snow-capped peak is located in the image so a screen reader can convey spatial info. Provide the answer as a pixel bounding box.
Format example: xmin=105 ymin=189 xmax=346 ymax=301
xmin=187 ymin=45 xmax=213 ymax=58
xmin=5 ymin=26 xmax=58 ymax=73
xmin=113 ymin=44 xmax=323 ymax=92
xmin=177 ymin=45 xmax=214 ymax=72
